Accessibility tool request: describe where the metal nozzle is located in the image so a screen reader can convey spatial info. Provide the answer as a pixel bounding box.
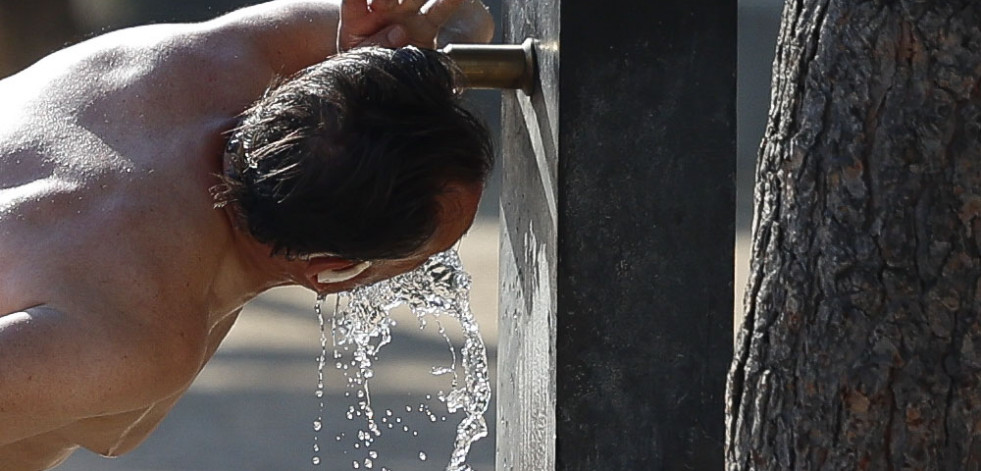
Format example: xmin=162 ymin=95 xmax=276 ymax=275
xmin=440 ymin=38 xmax=536 ymax=95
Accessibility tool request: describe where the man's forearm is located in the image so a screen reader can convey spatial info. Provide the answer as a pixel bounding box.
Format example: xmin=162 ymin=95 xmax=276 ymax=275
xmin=205 ymin=0 xmax=343 ymax=76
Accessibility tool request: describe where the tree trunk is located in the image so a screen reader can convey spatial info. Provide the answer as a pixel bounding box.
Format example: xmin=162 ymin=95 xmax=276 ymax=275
xmin=727 ymin=1 xmax=981 ymax=469
xmin=0 ymin=0 xmax=78 ymax=78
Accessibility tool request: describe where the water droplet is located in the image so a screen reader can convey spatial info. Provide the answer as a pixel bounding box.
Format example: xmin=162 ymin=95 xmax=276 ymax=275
xmin=312 ymin=456 xmax=321 ymax=465
xmin=431 ymin=365 xmax=455 ymax=375
xmin=419 ymin=452 xmax=428 ymax=461
xmin=313 ymin=420 xmax=322 ymax=432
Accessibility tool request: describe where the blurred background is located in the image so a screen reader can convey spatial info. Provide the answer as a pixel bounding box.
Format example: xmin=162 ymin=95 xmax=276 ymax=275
xmin=0 ymin=0 xmax=783 ymax=469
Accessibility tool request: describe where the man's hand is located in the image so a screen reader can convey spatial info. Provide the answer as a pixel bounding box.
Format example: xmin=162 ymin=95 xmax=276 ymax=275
xmin=436 ymin=0 xmax=494 ymax=47
xmin=338 ymin=0 xmax=493 ymax=51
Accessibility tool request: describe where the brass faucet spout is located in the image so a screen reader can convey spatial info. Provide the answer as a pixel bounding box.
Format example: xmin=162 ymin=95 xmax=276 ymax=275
xmin=440 ymin=38 xmax=536 ymax=95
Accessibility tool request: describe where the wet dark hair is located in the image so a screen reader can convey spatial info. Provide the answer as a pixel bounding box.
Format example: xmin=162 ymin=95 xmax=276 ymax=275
xmin=213 ymin=46 xmax=493 ymax=261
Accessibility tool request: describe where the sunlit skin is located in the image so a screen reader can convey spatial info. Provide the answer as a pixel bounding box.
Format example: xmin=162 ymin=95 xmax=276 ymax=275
xmin=0 ymin=1 xmax=492 ymax=469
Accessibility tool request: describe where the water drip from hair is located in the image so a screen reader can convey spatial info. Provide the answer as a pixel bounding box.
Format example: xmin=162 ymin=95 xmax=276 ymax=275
xmin=312 ymin=295 xmax=329 ymax=466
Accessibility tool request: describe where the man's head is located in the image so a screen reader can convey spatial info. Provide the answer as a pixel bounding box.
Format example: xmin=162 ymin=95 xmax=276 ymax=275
xmin=214 ymin=46 xmax=492 ymax=289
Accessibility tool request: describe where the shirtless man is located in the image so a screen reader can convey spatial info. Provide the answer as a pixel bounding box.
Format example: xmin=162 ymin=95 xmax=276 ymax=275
xmin=0 ymin=1 xmax=493 ymax=469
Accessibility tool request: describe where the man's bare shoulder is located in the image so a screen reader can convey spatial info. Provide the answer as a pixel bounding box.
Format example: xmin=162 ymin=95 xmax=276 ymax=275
xmin=0 ymin=20 xmax=277 ymax=126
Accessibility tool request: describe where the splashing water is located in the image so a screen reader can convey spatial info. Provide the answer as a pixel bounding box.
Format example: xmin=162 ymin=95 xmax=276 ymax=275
xmin=331 ymin=249 xmax=491 ymax=471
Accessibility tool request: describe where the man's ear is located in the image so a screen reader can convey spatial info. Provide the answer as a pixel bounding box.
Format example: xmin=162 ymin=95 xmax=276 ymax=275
xmin=303 ymin=257 xmax=373 ymax=287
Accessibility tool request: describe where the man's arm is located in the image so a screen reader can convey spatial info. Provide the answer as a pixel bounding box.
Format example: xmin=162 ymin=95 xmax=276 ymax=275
xmin=0 ymin=306 xmax=202 ymax=447
xmin=70 ymin=309 xmax=244 ymax=458
xmin=201 ymin=0 xmax=344 ymax=77
xmin=199 ymin=0 xmax=493 ymax=77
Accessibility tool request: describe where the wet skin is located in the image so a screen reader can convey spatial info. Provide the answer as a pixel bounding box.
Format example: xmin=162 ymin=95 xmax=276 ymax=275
xmin=0 ymin=1 xmax=491 ymax=469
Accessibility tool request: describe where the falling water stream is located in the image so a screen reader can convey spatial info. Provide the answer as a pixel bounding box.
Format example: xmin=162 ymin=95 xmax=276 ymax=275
xmin=312 ymin=249 xmax=491 ymax=470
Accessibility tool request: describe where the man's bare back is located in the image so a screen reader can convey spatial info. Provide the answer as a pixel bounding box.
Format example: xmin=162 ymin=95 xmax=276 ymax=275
xmin=0 ymin=1 xmax=492 ymax=469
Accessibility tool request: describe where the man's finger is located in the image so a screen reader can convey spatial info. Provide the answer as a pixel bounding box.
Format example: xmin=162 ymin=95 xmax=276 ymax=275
xmin=357 ymin=24 xmax=410 ymax=48
xmin=420 ymin=0 xmax=465 ymax=27
xmin=369 ymin=0 xmax=398 ymax=12
xmin=341 ymin=0 xmax=371 ymax=21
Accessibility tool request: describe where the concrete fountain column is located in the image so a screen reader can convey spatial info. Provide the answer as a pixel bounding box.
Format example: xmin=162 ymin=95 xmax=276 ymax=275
xmin=496 ymin=1 xmax=736 ymax=469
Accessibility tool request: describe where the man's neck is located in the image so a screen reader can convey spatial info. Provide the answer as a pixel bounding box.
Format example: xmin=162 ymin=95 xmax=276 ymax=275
xmin=205 ymin=207 xmax=298 ymax=324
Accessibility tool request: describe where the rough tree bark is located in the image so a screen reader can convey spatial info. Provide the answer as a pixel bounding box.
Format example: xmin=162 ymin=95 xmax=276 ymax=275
xmin=0 ymin=0 xmax=78 ymax=78
xmin=727 ymin=0 xmax=981 ymax=469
